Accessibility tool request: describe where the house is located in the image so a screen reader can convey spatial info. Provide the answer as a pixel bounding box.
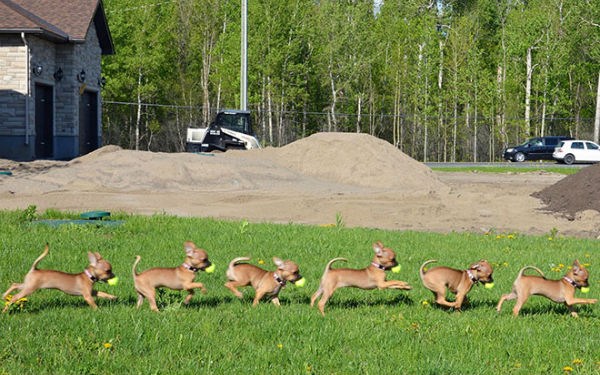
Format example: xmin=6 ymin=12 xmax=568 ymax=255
xmin=0 ymin=0 xmax=114 ymax=160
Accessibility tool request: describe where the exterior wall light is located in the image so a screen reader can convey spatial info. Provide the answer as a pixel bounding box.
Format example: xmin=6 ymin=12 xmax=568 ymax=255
xmin=77 ymin=69 xmax=86 ymax=82
xmin=32 ymin=64 xmax=43 ymax=76
xmin=53 ymin=67 xmax=63 ymax=81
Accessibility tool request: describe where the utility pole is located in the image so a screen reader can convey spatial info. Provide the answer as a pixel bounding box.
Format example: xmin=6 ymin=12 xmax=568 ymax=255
xmin=241 ymin=0 xmax=247 ymax=110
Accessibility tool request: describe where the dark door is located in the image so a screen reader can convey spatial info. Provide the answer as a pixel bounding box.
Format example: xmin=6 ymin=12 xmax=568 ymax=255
xmin=79 ymin=91 xmax=98 ymax=155
xmin=34 ymin=83 xmax=53 ymax=158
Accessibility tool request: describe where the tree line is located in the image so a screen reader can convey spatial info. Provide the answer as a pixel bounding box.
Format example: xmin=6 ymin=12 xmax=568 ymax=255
xmin=101 ymin=0 xmax=600 ymax=162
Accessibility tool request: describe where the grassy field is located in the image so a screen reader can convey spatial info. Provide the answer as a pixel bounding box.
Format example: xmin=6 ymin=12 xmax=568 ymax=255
xmin=431 ymin=166 xmax=580 ymax=174
xmin=1 ymin=208 xmax=599 ymax=374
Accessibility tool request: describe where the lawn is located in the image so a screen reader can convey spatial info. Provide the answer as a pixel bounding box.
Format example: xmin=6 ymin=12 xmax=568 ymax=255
xmin=1 ymin=208 xmax=599 ymax=374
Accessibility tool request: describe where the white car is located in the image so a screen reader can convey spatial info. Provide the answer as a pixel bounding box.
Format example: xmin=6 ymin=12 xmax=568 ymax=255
xmin=553 ymin=140 xmax=600 ymax=164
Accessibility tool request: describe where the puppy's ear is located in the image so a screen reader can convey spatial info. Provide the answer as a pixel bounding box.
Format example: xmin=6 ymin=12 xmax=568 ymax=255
xmin=94 ymin=252 xmax=102 ymax=260
xmin=184 ymin=241 xmax=195 ymax=256
xmin=88 ymin=252 xmax=98 ymax=267
xmin=573 ymin=259 xmax=581 ymax=269
xmin=373 ymin=242 xmax=383 ymax=255
xmin=470 ymin=263 xmax=481 ymax=270
xmin=273 ymin=257 xmax=284 ymax=268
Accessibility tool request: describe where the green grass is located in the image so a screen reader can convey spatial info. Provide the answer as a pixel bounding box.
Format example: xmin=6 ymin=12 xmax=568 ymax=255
xmin=432 ymin=166 xmax=580 ymax=174
xmin=1 ymin=208 xmax=600 ymax=374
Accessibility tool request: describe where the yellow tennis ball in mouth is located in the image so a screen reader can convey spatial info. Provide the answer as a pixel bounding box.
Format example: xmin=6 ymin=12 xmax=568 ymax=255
xmin=391 ymin=265 xmax=401 ymax=273
xmin=107 ymin=276 xmax=119 ymax=286
xmin=581 ymin=287 xmax=590 ymax=293
xmin=294 ymin=277 xmax=306 ymax=287
xmin=204 ymin=264 xmax=215 ymax=273
xmin=484 ymin=282 xmax=494 ymax=289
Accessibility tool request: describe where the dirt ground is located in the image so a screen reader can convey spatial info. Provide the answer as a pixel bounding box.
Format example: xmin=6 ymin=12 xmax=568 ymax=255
xmin=1 ymin=133 xmax=599 ymax=238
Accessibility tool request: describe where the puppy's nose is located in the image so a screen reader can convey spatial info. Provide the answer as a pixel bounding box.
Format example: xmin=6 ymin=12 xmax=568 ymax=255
xmin=489 ymin=276 xmax=494 ymax=282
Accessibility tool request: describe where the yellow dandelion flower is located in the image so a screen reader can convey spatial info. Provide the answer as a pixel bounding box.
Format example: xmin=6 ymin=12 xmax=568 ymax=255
xmin=549 ymin=237 xmax=553 ymax=241
xmin=515 ymin=362 xmax=521 ymax=368
xmin=572 ymin=359 xmax=582 ymax=365
xmin=584 ymin=264 xmax=590 ymax=267
xmin=103 ymin=343 xmax=112 ymax=349
xmin=258 ymin=260 xmax=264 ymax=265
xmin=496 ymin=235 xmax=501 ymax=239
xmin=278 ymin=344 xmax=283 ymax=349
xmin=559 ymin=264 xmax=565 ymax=268
xmin=568 ymin=266 xmax=572 ymax=270
xmin=307 ymin=366 xmax=312 ymax=371
xmin=563 ymin=366 xmax=573 ymax=372
xmin=503 ymin=262 xmax=508 ymax=267
xmin=422 ymin=301 xmax=429 ymax=306
xmin=507 ymin=235 xmax=514 ymax=239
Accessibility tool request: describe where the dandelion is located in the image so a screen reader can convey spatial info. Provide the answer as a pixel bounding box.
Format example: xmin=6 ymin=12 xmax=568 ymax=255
xmin=103 ymin=343 xmax=112 ymax=349
xmin=563 ymin=366 xmax=573 ymax=372
xmin=549 ymin=237 xmax=553 ymax=241
xmin=584 ymin=263 xmax=590 ymax=267
xmin=515 ymin=361 xmax=521 ymax=368
xmin=572 ymin=359 xmax=582 ymax=365
xmin=507 ymin=235 xmax=514 ymax=239
xmin=422 ymin=301 xmax=429 ymax=306
xmin=559 ymin=264 xmax=565 ymax=268
xmin=503 ymin=262 xmax=508 ymax=267
xmin=258 ymin=259 xmax=264 ymax=265
xmin=278 ymin=344 xmax=283 ymax=349
xmin=307 ymin=366 xmax=312 ymax=371
xmin=496 ymin=235 xmax=501 ymax=239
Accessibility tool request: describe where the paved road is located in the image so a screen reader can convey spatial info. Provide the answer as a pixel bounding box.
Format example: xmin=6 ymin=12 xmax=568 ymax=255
xmin=425 ymin=161 xmax=587 ymax=169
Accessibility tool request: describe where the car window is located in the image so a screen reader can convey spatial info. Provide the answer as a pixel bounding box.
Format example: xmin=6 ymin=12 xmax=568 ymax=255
xmin=557 ymin=141 xmax=565 ymax=147
xmin=545 ymin=138 xmax=558 ymax=146
xmin=586 ymin=142 xmax=599 ymax=150
xmin=571 ymin=142 xmax=584 ymax=149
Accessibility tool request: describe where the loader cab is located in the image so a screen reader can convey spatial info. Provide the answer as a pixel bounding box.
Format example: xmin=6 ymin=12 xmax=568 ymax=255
xmin=215 ymin=110 xmax=254 ymax=135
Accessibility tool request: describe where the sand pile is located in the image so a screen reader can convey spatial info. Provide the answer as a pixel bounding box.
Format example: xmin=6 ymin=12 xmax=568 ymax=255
xmin=0 ymin=132 xmax=447 ymax=196
xmin=532 ymin=164 xmax=600 ymax=217
xmin=267 ymin=132 xmax=447 ymax=193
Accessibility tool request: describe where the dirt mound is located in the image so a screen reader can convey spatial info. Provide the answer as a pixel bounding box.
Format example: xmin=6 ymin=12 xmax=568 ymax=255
xmin=532 ymin=164 xmax=600 ymax=217
xmin=0 ymin=133 xmax=446 ymax=196
xmin=269 ymin=132 xmax=447 ymax=193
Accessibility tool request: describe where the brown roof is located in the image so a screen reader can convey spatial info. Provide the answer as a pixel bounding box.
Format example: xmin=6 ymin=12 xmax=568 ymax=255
xmin=0 ymin=0 xmax=113 ymax=54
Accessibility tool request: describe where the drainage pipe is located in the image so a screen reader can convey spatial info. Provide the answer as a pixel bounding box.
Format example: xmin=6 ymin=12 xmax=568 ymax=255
xmin=20 ymin=32 xmax=30 ymax=145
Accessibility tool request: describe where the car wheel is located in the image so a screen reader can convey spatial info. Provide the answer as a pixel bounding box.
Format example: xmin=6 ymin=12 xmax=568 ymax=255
xmin=514 ymin=152 xmax=525 ymax=162
xmin=564 ymin=154 xmax=575 ymax=165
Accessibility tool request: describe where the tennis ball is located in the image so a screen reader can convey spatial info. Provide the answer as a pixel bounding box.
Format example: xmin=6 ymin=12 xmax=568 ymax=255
xmin=204 ymin=264 xmax=215 ymax=273
xmin=107 ymin=276 xmax=119 ymax=286
xmin=484 ymin=282 xmax=494 ymax=289
xmin=391 ymin=265 xmax=401 ymax=273
xmin=581 ymin=287 xmax=590 ymax=293
xmin=295 ymin=277 xmax=306 ymax=287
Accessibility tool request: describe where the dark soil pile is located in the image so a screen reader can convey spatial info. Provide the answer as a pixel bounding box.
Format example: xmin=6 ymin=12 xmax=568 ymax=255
xmin=532 ymin=164 xmax=600 ymax=217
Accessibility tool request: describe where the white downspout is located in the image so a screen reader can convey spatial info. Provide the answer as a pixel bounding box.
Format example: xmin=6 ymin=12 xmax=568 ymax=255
xmin=20 ymin=32 xmax=30 ymax=145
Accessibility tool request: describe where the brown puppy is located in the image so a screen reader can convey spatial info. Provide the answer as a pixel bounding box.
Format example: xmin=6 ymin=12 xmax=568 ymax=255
xmin=132 ymin=241 xmax=212 ymax=312
xmin=224 ymin=256 xmax=302 ymax=306
xmin=419 ymin=259 xmax=494 ymax=309
xmin=310 ymin=241 xmax=412 ymax=316
xmin=496 ymin=260 xmax=597 ymax=317
xmin=2 ymin=243 xmax=116 ymax=312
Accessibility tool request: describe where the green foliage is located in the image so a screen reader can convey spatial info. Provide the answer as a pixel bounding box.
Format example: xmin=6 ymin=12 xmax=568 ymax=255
xmin=1 ymin=210 xmax=600 ymax=374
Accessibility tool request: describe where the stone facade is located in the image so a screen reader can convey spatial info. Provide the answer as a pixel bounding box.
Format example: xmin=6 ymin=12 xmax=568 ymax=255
xmin=0 ymin=21 xmax=103 ymax=160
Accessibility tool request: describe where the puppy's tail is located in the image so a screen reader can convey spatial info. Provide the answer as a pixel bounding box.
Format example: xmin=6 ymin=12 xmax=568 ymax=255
xmin=30 ymin=243 xmax=50 ymax=272
xmin=132 ymin=255 xmax=141 ymax=279
xmin=324 ymin=257 xmax=347 ymax=273
xmin=517 ymin=265 xmax=546 ymax=279
xmin=419 ymin=260 xmax=438 ymax=281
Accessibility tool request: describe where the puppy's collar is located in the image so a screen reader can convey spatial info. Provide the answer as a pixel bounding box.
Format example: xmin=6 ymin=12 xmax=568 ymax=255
xmin=563 ymin=276 xmax=579 ymax=288
xmin=466 ymin=269 xmax=478 ymax=284
xmin=182 ymin=263 xmax=200 ymax=273
xmin=84 ymin=269 xmax=98 ymax=283
xmin=274 ymin=273 xmax=286 ymax=287
xmin=371 ymin=262 xmax=387 ymax=271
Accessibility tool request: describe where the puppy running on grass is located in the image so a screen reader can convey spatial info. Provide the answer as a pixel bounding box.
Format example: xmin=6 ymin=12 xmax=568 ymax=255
xmin=310 ymin=241 xmax=412 ymax=316
xmin=496 ymin=259 xmax=597 ymax=317
xmin=2 ymin=243 xmax=116 ymax=312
